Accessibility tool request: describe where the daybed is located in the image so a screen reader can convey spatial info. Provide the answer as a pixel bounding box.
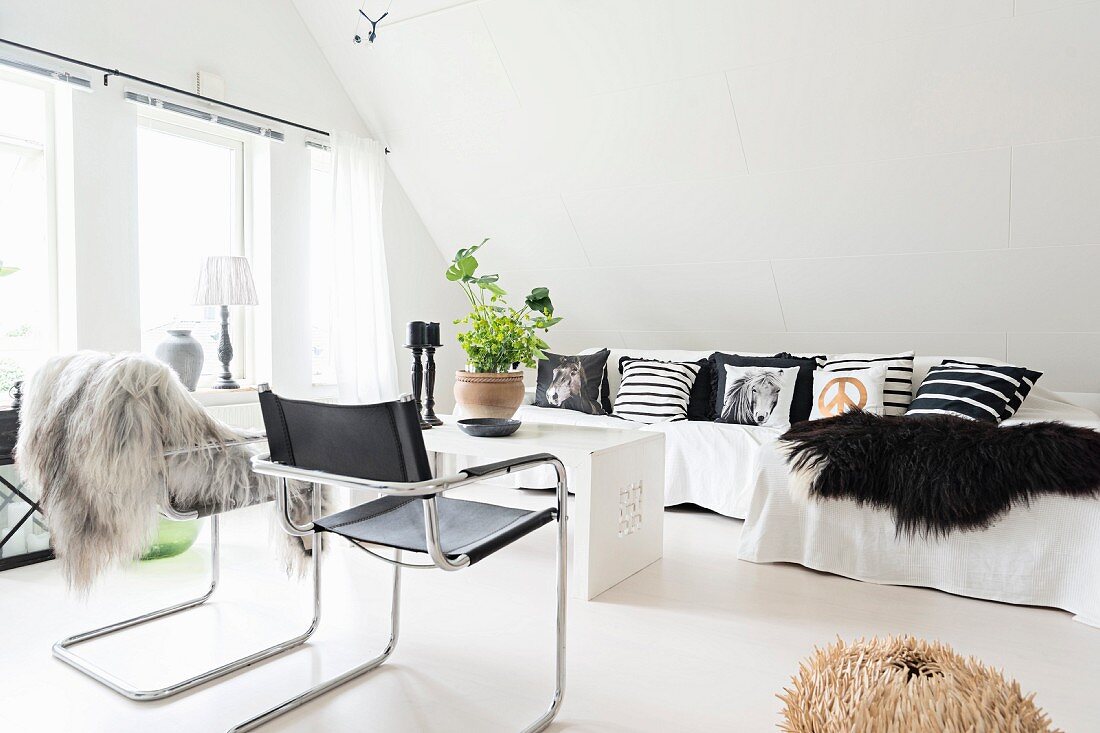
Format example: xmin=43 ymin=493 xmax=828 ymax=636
xmin=511 ymin=348 xmax=1100 ymax=625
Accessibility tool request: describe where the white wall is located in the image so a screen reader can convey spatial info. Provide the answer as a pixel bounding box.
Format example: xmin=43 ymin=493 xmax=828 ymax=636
xmin=293 ymin=0 xmax=1100 ymax=393
xmin=1 ymin=0 xmax=465 ymax=406
xmin=383 ymin=167 xmax=467 ymax=398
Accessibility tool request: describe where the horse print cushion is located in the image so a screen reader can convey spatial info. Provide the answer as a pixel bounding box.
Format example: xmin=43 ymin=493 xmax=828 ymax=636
xmin=809 ymin=365 xmax=887 ymax=420
xmin=535 ymin=350 xmax=611 ymax=415
xmin=613 ymin=359 xmax=702 ymax=424
xmin=716 ymin=365 xmax=799 ymax=429
xmin=709 ymin=353 xmax=819 ymax=423
xmin=619 ymin=356 xmax=711 ymax=421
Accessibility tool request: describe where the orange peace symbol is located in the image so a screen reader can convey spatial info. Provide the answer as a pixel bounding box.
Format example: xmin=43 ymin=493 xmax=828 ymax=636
xmin=818 ymin=377 xmax=868 ymax=416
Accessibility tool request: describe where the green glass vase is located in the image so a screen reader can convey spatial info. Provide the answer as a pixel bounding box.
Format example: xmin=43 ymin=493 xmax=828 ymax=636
xmin=141 ymin=517 xmax=203 ymax=561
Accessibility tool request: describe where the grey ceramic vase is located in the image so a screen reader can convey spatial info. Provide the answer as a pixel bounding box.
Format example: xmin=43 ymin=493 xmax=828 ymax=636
xmin=155 ymin=329 xmax=204 ymax=391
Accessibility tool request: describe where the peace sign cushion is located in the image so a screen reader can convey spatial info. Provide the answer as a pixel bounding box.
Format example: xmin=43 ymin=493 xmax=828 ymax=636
xmin=810 ymin=365 xmax=887 ymax=420
xmin=822 ymin=351 xmax=915 ymax=416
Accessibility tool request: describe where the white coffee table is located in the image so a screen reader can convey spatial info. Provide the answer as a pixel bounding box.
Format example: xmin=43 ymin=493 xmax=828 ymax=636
xmin=423 ymin=417 xmax=665 ymax=600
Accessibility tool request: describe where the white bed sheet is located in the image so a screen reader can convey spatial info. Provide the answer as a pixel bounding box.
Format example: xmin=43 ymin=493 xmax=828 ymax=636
xmin=641 ymin=420 xmax=779 ymax=518
xmin=507 ymin=406 xmax=776 ymax=518
xmin=737 ymin=391 xmax=1100 ymax=626
xmin=506 ymin=396 xmax=1100 ymax=623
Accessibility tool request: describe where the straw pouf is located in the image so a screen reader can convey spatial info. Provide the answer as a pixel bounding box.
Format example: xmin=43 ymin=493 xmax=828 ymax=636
xmin=778 ymin=636 xmax=1061 ymax=733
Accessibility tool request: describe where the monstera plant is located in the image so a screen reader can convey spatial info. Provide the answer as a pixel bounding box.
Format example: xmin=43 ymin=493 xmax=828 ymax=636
xmin=446 ymin=239 xmax=561 ymax=418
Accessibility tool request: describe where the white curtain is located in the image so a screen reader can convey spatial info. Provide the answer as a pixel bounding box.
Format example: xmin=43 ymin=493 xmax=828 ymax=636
xmin=330 ymin=132 xmax=399 ymax=403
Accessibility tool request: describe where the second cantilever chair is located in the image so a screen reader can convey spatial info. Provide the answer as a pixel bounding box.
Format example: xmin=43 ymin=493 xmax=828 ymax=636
xmin=234 ymin=386 xmax=568 ymax=733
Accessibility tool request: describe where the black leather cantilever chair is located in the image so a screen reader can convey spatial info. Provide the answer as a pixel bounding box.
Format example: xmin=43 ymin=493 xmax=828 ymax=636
xmin=232 ymin=386 xmax=568 ymax=733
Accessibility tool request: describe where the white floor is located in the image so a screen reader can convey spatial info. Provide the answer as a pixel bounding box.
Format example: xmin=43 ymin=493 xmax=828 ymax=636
xmin=2 ymin=484 xmax=1099 ymax=732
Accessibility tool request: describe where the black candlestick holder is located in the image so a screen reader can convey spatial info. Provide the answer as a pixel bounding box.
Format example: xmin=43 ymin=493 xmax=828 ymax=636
xmin=422 ymin=345 xmax=443 ymax=426
xmin=405 ymin=345 xmax=431 ymax=430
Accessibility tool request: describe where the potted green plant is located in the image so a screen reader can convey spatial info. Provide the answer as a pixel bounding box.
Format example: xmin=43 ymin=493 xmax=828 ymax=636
xmin=447 ymin=239 xmax=561 ymax=418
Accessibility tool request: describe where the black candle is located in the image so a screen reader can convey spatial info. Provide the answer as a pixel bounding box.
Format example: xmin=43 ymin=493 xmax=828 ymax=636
xmin=426 ymin=322 xmax=441 ymax=347
xmin=406 ymin=321 xmax=428 ymax=346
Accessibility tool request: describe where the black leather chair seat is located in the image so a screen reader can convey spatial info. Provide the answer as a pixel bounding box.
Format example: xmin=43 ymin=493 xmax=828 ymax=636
xmin=315 ymin=496 xmax=556 ymax=565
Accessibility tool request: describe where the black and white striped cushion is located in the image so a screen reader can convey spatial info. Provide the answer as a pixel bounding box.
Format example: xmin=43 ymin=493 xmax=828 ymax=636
xmin=613 ymin=359 xmax=701 ymax=424
xmin=906 ymin=363 xmax=1027 ymax=422
xmin=823 ymin=352 xmax=915 ymax=416
xmin=941 ymin=360 xmax=1042 ymax=418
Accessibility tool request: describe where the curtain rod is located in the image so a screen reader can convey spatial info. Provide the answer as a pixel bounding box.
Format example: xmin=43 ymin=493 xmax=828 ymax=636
xmin=0 ymin=37 xmax=390 ymax=153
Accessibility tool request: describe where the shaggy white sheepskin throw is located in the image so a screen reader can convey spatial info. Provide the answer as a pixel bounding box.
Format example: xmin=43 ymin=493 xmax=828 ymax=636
xmin=778 ymin=636 xmax=1061 ymax=733
xmin=16 ymin=351 xmax=314 ymax=591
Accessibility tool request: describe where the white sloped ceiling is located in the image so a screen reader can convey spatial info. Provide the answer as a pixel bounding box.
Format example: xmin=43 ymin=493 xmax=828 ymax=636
xmin=293 ymin=0 xmax=1100 ymax=391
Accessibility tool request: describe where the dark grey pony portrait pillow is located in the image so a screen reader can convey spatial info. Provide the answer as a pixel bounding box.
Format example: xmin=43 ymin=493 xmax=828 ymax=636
xmin=535 ymin=350 xmax=611 ymax=415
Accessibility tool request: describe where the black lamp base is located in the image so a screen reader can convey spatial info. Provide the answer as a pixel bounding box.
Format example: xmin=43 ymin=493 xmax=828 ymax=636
xmin=212 ymin=377 xmax=241 ymax=390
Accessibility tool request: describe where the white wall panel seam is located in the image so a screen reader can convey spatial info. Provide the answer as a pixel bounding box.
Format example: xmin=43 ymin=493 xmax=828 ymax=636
xmin=496 ymin=242 xmax=1100 ymax=272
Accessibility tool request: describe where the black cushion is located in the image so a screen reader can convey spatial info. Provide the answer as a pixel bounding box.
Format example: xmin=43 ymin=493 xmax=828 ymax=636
xmin=535 ymin=350 xmax=611 ymax=415
xmin=939 ymin=359 xmax=1042 ymax=417
xmin=599 ymin=363 xmax=612 ymax=413
xmin=709 ymin=352 xmax=819 ymax=423
xmin=619 ymin=356 xmax=711 ymax=421
xmin=315 ymin=495 xmax=555 ymax=565
xmin=906 ymin=363 xmax=1029 ymax=423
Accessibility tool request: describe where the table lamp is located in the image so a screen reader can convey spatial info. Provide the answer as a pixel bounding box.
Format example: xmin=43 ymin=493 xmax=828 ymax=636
xmin=193 ymin=255 xmax=258 ymax=389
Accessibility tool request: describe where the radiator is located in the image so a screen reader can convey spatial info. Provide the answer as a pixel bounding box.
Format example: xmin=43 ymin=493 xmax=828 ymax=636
xmin=206 ymin=401 xmax=265 ymax=431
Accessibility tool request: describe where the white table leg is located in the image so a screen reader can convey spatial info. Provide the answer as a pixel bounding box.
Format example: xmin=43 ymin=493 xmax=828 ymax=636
xmin=573 ymin=436 xmax=664 ymax=600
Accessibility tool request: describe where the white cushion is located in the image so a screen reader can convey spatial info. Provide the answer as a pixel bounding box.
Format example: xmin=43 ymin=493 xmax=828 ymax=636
xmin=810 ymin=365 xmax=887 ymax=420
xmin=823 ymin=351 xmax=915 ymax=416
xmin=614 ymin=359 xmax=701 ymax=424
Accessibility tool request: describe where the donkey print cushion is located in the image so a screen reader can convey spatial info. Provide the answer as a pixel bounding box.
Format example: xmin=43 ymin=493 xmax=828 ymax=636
xmin=716 ymin=365 xmax=799 ymax=429
xmin=535 ymin=350 xmax=611 ymax=415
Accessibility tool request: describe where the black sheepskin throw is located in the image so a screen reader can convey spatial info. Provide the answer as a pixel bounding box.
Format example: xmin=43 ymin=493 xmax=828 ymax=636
xmin=779 ymin=410 xmax=1100 ymax=537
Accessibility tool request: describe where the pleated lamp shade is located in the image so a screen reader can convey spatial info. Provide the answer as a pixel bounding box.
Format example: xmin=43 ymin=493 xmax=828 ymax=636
xmin=193 ymin=256 xmax=258 ymax=306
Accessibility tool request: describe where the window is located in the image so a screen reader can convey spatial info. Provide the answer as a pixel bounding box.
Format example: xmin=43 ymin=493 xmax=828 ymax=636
xmin=0 ymin=75 xmax=56 ymax=395
xmin=137 ymin=118 xmax=247 ymax=384
xmin=309 ymin=146 xmax=335 ymax=386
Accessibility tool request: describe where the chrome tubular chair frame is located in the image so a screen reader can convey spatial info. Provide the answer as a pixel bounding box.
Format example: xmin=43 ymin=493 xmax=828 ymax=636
xmin=232 ymin=452 xmax=569 ymax=733
xmin=51 ymin=437 xmax=333 ymax=702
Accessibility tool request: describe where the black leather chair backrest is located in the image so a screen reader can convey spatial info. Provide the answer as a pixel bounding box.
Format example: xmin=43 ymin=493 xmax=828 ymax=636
xmin=258 ymin=389 xmax=433 ymax=484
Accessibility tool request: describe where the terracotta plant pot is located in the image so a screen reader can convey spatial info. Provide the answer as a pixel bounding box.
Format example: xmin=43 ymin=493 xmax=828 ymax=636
xmin=453 ymin=370 xmax=525 ymax=419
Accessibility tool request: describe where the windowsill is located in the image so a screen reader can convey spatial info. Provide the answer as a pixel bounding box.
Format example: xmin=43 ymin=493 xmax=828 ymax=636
xmin=192 ymin=385 xmax=259 ymax=407
xmin=310 ymin=383 xmax=338 ymax=401
xmin=0 ymin=388 xmax=260 ymax=412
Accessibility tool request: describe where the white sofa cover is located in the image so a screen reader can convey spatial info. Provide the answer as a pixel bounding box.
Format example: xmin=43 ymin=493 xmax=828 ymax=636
xmin=519 ymin=348 xmax=1100 ymax=518
xmin=513 ymin=348 xmax=1100 ymax=625
xmin=515 ymin=347 xmax=814 ymax=518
